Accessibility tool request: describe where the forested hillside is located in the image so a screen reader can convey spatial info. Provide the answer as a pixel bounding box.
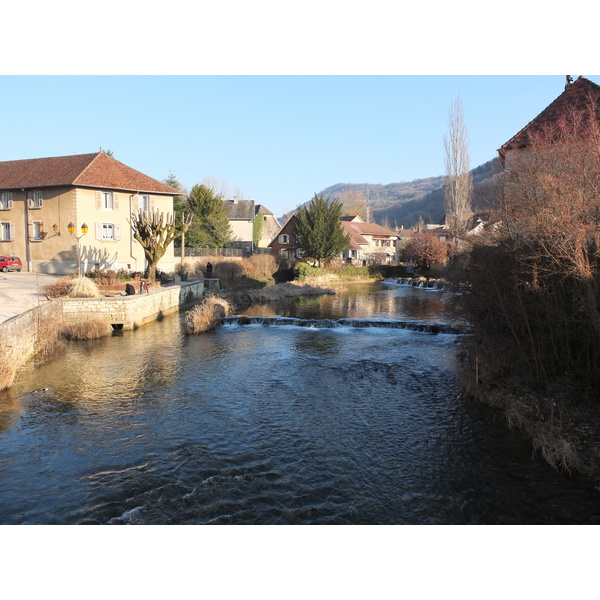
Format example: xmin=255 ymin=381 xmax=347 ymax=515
xmin=302 ymin=158 xmax=501 ymax=229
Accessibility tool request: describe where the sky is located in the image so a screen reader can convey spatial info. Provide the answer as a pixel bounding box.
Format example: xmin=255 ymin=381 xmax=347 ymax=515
xmin=2 ymin=74 xmax=597 ymax=219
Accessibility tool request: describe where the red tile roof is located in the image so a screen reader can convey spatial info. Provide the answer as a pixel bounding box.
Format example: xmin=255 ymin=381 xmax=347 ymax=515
xmin=498 ymin=76 xmax=600 ymax=163
xmin=0 ymin=152 xmax=180 ymax=195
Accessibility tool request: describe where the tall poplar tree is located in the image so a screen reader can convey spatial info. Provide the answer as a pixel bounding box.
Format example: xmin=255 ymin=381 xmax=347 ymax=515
xmin=443 ymin=96 xmax=473 ymax=244
xmin=295 ymin=194 xmax=350 ymax=266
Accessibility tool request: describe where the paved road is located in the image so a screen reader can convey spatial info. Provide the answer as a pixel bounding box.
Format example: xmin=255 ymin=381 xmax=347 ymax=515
xmin=0 ymin=272 xmax=62 ymax=323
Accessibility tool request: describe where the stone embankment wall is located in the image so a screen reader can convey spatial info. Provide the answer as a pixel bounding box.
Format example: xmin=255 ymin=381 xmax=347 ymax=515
xmin=0 ymin=301 xmax=63 ymax=365
xmin=61 ymin=280 xmax=209 ymax=330
xmin=0 ymin=279 xmax=220 ymax=367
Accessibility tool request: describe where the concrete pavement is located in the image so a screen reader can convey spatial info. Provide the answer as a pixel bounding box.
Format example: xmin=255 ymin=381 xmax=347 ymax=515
xmin=0 ymin=272 xmax=62 ymax=323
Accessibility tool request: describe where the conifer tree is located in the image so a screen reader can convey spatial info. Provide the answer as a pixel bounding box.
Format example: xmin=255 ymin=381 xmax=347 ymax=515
xmin=295 ymin=194 xmax=350 ymax=266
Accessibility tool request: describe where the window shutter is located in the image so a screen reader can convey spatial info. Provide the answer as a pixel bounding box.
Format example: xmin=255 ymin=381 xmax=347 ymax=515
xmin=96 ymin=191 xmax=102 ymax=210
xmin=114 ymin=193 xmax=120 ymax=210
xmin=7 ymin=192 xmax=13 ymax=209
xmin=114 ymin=223 xmax=121 ymax=241
xmin=150 ymin=197 xmax=155 ymax=212
xmin=133 ymin=195 xmax=139 ymax=212
xmin=95 ymin=223 xmax=102 ymax=240
xmin=9 ymin=222 xmax=15 ymax=241
xmin=38 ymin=198 xmax=43 ymax=208
xmin=27 ymin=191 xmax=33 ymax=209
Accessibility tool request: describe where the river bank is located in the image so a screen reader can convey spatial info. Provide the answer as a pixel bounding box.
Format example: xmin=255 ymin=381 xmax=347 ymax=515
xmin=459 ymin=346 xmax=600 ymax=485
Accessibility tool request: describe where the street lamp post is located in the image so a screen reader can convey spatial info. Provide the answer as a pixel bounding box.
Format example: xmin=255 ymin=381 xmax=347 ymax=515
xmin=67 ymin=221 xmax=89 ymax=276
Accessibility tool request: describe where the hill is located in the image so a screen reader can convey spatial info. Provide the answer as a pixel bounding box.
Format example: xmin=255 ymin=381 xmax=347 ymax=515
xmin=286 ymin=157 xmax=500 ymax=229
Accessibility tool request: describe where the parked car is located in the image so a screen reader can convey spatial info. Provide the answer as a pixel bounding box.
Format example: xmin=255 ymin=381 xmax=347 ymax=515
xmin=0 ymin=256 xmax=22 ymax=272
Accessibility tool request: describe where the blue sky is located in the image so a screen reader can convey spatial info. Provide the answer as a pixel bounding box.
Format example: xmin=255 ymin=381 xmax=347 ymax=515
xmin=2 ymin=75 xmax=596 ymax=218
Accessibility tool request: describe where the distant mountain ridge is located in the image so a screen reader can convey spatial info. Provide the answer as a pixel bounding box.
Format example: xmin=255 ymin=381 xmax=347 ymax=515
xmin=290 ymin=157 xmax=500 ymax=229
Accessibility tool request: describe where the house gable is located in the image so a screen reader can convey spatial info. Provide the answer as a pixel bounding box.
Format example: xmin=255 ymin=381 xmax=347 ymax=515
xmin=498 ymin=76 xmax=600 ymax=165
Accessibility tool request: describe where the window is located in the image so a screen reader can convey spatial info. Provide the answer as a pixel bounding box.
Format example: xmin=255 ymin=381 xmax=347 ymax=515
xmin=95 ymin=222 xmax=121 ymax=241
xmin=280 ymin=249 xmax=288 ymax=258
xmin=27 ymin=190 xmax=43 ymax=209
xmin=31 ymin=221 xmax=43 ymax=241
xmin=140 ymin=195 xmax=151 ymax=211
xmin=0 ymin=222 xmax=14 ymax=241
xmin=102 ymin=192 xmax=114 ymax=210
xmin=0 ymin=192 xmax=12 ymax=210
xmin=279 ymin=234 xmax=289 ymax=244
xmin=102 ymin=223 xmax=114 ymax=240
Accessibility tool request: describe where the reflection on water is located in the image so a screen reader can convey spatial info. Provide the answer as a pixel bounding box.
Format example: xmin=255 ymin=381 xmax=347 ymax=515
xmin=1 ymin=282 xmax=599 ymax=524
xmin=243 ymin=282 xmax=450 ymax=322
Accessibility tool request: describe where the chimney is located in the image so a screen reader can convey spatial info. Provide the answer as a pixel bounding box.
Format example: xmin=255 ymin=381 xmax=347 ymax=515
xmin=565 ymin=75 xmax=574 ymax=90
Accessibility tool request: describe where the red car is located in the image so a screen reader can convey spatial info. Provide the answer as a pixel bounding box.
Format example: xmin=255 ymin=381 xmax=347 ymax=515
xmin=0 ymin=256 xmax=22 ymax=272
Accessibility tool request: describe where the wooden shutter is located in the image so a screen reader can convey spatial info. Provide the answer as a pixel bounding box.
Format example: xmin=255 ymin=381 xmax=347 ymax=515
xmin=7 ymin=192 xmax=13 ymax=209
xmin=114 ymin=193 xmax=119 ymax=210
xmin=133 ymin=195 xmax=139 ymax=212
xmin=96 ymin=191 xmax=102 ymax=210
xmin=9 ymin=222 xmax=15 ymax=241
xmin=95 ymin=223 xmax=102 ymax=240
xmin=150 ymin=196 xmax=155 ymax=212
xmin=27 ymin=191 xmax=33 ymax=209
xmin=114 ymin=223 xmax=121 ymax=241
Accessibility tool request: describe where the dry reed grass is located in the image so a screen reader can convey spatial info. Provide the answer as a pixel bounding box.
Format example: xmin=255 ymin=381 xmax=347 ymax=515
xmin=0 ymin=343 xmax=18 ymax=391
xmin=62 ymin=317 xmax=113 ymax=341
xmin=182 ymin=296 xmax=233 ymax=334
xmin=45 ymin=276 xmax=73 ymax=298
xmin=66 ymin=277 xmax=101 ymax=298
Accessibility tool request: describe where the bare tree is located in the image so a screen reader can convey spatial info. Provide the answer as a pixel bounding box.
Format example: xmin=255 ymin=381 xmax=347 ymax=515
xmin=131 ymin=210 xmax=191 ymax=281
xmin=443 ymin=96 xmax=473 ymax=243
xmin=337 ymin=190 xmax=369 ymax=221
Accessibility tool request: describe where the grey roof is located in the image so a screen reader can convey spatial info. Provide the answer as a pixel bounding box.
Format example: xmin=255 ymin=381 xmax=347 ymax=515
xmin=224 ymin=199 xmax=255 ymax=220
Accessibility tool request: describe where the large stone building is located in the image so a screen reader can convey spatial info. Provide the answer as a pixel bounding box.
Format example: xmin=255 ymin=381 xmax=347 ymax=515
xmin=0 ymin=152 xmax=180 ymax=274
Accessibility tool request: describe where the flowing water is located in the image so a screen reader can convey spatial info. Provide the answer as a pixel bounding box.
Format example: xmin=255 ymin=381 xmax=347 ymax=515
xmin=1 ymin=282 xmax=599 ymax=524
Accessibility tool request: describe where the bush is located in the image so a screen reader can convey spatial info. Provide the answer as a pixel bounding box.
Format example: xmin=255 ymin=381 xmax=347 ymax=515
xmin=85 ymin=268 xmax=133 ymax=284
xmin=62 ymin=317 xmax=113 ymax=340
xmin=182 ymin=296 xmax=233 ymax=334
xmin=245 ymin=254 xmax=277 ymax=283
xmin=45 ymin=276 xmax=73 ymax=298
xmin=294 ymin=262 xmax=321 ymax=280
xmin=66 ymin=277 xmax=101 ymax=298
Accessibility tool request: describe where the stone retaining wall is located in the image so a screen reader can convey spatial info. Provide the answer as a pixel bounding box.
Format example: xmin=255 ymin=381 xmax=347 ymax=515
xmin=61 ymin=280 xmax=210 ymax=330
xmin=0 ymin=301 xmax=64 ymax=366
xmin=0 ymin=279 xmax=221 ymax=368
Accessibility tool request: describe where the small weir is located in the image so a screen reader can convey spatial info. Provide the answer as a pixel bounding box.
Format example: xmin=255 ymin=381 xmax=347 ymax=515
xmin=222 ymin=315 xmax=469 ymax=335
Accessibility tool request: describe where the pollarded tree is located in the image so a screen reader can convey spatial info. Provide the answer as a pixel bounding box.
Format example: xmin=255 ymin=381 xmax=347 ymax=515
xmin=131 ymin=210 xmax=191 ymax=281
xmin=295 ymin=194 xmax=350 ymax=267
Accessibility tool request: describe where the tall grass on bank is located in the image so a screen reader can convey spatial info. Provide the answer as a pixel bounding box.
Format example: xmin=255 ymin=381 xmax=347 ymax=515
xmin=67 ymin=277 xmax=101 ymax=298
xmin=182 ymin=296 xmax=233 ymax=334
xmin=0 ymin=343 xmax=18 ymax=391
xmin=62 ymin=317 xmax=113 ymax=340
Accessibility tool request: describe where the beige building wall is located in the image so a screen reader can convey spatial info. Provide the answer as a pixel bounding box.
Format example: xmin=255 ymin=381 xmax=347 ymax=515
xmin=0 ymin=187 xmax=175 ymax=274
xmin=229 ymin=220 xmax=253 ymax=243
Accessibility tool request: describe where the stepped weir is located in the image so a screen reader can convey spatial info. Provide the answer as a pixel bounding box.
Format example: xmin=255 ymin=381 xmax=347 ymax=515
xmin=222 ymin=316 xmax=469 ymax=335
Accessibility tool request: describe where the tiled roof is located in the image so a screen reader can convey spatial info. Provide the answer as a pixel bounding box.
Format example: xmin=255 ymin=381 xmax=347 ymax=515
xmin=256 ymin=204 xmax=274 ymax=216
xmin=499 ymin=76 xmax=600 ymax=162
xmin=225 ymin=199 xmax=255 ymax=220
xmin=0 ymin=152 xmax=180 ymax=195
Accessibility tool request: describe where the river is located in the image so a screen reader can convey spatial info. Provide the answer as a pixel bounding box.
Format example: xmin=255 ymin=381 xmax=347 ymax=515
xmin=1 ymin=281 xmax=599 ymax=524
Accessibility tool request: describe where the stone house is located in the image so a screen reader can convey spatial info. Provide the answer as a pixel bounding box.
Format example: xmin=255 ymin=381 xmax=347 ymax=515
xmin=498 ymin=75 xmax=600 ymax=166
xmin=0 ymin=152 xmax=180 ymax=274
xmin=255 ymin=204 xmax=281 ymax=249
xmin=268 ymin=214 xmax=302 ymax=263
